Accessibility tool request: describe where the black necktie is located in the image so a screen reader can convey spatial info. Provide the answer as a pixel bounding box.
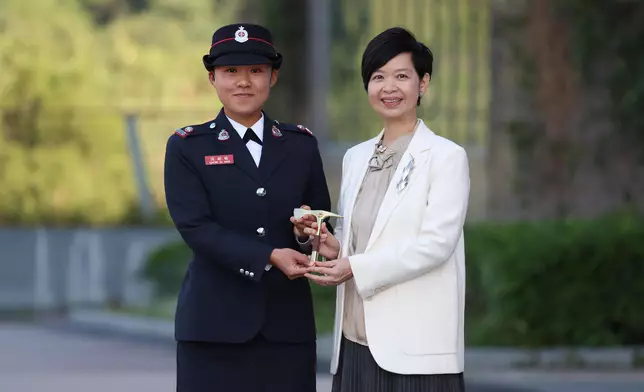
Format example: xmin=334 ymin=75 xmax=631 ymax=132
xmin=242 ymin=128 xmax=263 ymax=146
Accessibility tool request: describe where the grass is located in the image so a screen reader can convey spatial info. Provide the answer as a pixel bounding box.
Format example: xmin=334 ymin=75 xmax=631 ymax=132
xmin=311 ymin=285 xmax=337 ymax=335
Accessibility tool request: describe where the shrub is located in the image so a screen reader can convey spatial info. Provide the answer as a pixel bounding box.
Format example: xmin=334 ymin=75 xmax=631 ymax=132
xmin=139 ymin=241 xmax=191 ymax=298
xmin=141 ymin=212 xmax=644 ymax=345
xmin=466 ymin=212 xmax=644 ymax=347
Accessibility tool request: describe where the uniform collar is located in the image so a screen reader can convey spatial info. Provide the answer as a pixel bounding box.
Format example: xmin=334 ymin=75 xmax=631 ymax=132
xmin=226 ymin=113 xmax=264 ymax=143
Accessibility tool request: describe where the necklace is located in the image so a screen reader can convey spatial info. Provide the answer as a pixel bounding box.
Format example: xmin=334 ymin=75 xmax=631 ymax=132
xmin=376 ymin=119 xmax=420 ymax=155
xmin=375 ymin=142 xmax=387 ymax=154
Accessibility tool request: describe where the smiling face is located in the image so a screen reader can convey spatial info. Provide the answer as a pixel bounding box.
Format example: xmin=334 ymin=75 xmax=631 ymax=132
xmin=209 ymin=64 xmax=278 ymax=125
xmin=366 ymin=52 xmax=430 ymax=121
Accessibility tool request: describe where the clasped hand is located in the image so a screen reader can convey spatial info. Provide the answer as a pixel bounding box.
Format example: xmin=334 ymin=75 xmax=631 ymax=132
xmin=305 ymin=258 xmax=353 ymax=286
xmin=288 ymin=205 xmax=352 ymax=286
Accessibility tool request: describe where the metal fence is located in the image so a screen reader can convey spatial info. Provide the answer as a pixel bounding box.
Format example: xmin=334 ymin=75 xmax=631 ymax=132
xmin=0 ymin=228 xmax=178 ymax=312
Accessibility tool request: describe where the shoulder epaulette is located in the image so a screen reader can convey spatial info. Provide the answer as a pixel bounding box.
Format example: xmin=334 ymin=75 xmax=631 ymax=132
xmin=172 ymin=120 xmax=216 ymax=139
xmin=275 ymin=120 xmax=314 ymax=137
xmin=173 ymin=126 xmax=193 ymax=139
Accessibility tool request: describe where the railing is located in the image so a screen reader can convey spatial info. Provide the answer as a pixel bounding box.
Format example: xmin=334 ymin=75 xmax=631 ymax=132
xmin=0 ymin=228 xmax=178 ymax=312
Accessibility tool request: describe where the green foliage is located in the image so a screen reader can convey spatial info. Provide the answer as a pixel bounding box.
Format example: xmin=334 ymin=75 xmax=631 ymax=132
xmin=558 ymin=2 xmax=644 ymax=150
xmin=141 ymin=212 xmax=644 ymax=345
xmin=0 ymin=0 xmax=491 ymax=225
xmin=491 ymin=2 xmax=644 ymax=217
xmin=309 ymin=283 xmax=337 ymax=334
xmin=0 ymin=0 xmax=238 ymax=226
xmin=139 ymin=240 xmax=190 ymax=297
xmin=466 ymin=212 xmax=644 ymax=347
xmin=0 ymin=0 xmax=138 ymax=225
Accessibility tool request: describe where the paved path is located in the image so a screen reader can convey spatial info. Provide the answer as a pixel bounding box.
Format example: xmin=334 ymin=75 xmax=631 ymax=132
xmin=0 ymin=322 xmax=335 ymax=392
xmin=1 ymin=322 xmax=642 ymax=392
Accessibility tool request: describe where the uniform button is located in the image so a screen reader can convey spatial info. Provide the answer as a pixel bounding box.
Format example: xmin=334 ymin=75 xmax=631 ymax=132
xmin=249 ymin=272 xmax=255 ymax=278
xmin=256 ymin=187 xmax=266 ymax=197
xmin=245 ymin=271 xmax=250 ymax=276
xmin=239 ymin=269 xmax=244 ymax=274
xmin=256 ymin=227 xmax=266 ymax=237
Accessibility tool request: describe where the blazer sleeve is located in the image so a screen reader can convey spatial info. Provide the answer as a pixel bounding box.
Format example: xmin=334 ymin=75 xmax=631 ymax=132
xmin=163 ymin=136 xmax=273 ymax=282
xmin=349 ymin=147 xmax=470 ymax=299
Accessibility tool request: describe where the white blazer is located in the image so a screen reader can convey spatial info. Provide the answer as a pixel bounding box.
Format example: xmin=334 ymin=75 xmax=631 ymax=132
xmin=330 ymin=120 xmax=470 ymax=376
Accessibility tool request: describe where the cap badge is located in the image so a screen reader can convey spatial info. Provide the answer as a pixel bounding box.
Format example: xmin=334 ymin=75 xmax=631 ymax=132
xmin=272 ymin=125 xmax=282 ymax=138
xmin=218 ymin=129 xmax=230 ymax=141
xmin=234 ymin=26 xmax=248 ymax=43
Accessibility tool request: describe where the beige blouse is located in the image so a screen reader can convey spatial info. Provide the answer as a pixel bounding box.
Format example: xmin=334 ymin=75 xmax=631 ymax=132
xmin=343 ymin=127 xmax=416 ymax=346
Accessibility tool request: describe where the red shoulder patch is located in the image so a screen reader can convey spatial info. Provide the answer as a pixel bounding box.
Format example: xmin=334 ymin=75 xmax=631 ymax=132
xmin=297 ymin=124 xmax=313 ymax=136
xmin=174 ymin=128 xmax=188 ymax=138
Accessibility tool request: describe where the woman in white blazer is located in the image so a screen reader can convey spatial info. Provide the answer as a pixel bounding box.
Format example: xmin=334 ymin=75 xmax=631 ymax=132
xmin=294 ymin=27 xmax=470 ymax=392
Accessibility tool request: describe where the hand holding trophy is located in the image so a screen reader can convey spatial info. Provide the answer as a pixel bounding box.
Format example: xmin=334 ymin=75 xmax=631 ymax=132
xmin=292 ymin=207 xmax=342 ymax=263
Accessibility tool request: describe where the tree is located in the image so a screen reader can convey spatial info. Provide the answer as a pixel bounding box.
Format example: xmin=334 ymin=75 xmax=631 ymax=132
xmin=0 ymin=0 xmax=242 ymax=226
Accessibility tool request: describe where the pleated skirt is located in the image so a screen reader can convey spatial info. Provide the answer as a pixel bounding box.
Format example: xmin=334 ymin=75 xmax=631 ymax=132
xmin=332 ymin=337 xmax=466 ymax=392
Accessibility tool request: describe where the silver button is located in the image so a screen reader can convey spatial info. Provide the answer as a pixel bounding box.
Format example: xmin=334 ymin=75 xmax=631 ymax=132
xmin=239 ymin=269 xmax=244 ymax=274
xmin=256 ymin=187 xmax=266 ymax=197
xmin=245 ymin=271 xmax=250 ymax=276
xmin=256 ymin=227 xmax=266 ymax=237
xmin=249 ymin=272 xmax=255 ymax=278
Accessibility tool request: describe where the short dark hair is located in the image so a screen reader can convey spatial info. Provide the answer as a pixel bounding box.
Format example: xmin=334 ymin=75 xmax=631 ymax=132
xmin=361 ymin=27 xmax=433 ymax=105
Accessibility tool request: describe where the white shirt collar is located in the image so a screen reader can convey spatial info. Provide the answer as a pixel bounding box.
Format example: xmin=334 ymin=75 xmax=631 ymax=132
xmin=226 ymin=113 xmax=264 ymax=143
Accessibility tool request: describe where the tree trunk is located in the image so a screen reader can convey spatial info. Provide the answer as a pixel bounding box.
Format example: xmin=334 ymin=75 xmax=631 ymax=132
xmin=487 ymin=0 xmax=644 ymax=220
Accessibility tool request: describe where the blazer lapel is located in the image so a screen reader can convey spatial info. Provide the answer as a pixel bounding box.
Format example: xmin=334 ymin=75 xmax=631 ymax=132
xmin=257 ymin=114 xmax=287 ymax=181
xmin=213 ymin=109 xmax=260 ymax=182
xmin=365 ymin=121 xmax=435 ymax=250
xmin=340 ymin=132 xmax=382 ymax=257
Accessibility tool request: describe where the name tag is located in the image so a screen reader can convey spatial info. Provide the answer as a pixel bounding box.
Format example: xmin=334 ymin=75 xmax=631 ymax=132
xmin=205 ymin=155 xmax=234 ymax=165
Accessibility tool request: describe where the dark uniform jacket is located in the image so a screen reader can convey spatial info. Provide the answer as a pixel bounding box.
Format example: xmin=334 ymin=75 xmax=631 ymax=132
xmin=164 ymin=108 xmax=331 ymax=344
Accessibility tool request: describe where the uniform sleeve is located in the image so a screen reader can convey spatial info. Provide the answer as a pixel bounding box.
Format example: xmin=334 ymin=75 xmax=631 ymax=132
xmin=303 ymin=139 xmax=333 ymax=228
xmin=163 ymin=136 xmax=273 ymax=282
xmin=349 ymin=147 xmax=470 ymax=299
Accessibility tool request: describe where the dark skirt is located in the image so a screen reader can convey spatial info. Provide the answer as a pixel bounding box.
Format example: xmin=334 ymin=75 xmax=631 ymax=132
xmin=177 ymin=334 xmax=316 ymax=392
xmin=332 ymin=337 xmax=465 ymax=392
